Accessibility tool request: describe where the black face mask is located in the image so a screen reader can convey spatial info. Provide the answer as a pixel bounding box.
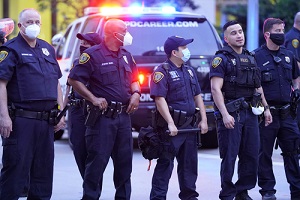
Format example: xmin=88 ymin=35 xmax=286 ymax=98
xmin=80 ymin=46 xmax=88 ymax=54
xmin=269 ymin=33 xmax=285 ymax=46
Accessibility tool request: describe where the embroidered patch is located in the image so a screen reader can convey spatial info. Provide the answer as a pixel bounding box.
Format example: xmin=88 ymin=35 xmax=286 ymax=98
xmin=123 ymin=55 xmax=128 ymax=64
xmin=79 ymin=53 xmax=90 ymax=64
xmin=0 ymin=51 xmax=8 ymax=63
xmin=212 ymin=57 xmax=222 ymax=68
xmin=292 ymin=39 xmax=299 ymax=48
xmin=153 ymin=72 xmax=164 ymax=83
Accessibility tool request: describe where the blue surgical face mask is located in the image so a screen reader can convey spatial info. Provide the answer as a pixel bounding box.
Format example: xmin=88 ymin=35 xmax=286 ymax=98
xmin=181 ymin=48 xmax=191 ymax=62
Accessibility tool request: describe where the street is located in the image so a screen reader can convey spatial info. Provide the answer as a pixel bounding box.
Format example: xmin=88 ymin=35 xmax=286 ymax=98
xmin=1 ymin=133 xmax=291 ymax=200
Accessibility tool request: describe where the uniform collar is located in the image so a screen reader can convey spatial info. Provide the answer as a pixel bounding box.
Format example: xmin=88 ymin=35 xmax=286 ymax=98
xmin=166 ymin=59 xmax=185 ymax=70
xmin=292 ymin=27 xmax=300 ymax=34
xmin=16 ymin=33 xmax=40 ymax=48
xmin=101 ymin=43 xmax=126 ymax=58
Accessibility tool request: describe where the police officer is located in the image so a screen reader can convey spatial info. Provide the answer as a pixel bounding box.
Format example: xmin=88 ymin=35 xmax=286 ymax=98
xmin=0 ymin=8 xmax=64 ymax=200
xmin=68 ymin=19 xmax=140 ymax=200
xmin=210 ymin=21 xmax=272 ymax=200
xmin=63 ymin=32 xmax=101 ymax=180
xmin=285 ymin=12 xmax=300 ymax=62
xmin=150 ymin=36 xmax=208 ymax=200
xmin=254 ymin=18 xmax=300 ymax=200
xmin=285 ymin=12 xmax=300 ymax=128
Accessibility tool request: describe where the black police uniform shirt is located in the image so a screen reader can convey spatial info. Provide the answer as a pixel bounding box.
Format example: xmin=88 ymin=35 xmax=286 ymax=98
xmin=67 ymin=58 xmax=83 ymax=100
xmin=254 ymin=44 xmax=300 ymax=104
xmin=0 ymin=33 xmax=62 ymax=111
xmin=68 ymin=42 xmax=139 ymax=105
xmin=209 ymin=46 xmax=260 ymax=100
xmin=150 ymin=59 xmax=201 ymax=116
xmin=285 ymin=27 xmax=300 ymax=61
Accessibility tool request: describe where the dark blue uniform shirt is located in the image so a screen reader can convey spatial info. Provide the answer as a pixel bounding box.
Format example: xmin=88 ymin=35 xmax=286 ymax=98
xmin=150 ymin=59 xmax=201 ymax=116
xmin=69 ymin=43 xmax=139 ymax=105
xmin=254 ymin=44 xmax=300 ymax=104
xmin=0 ymin=33 xmax=62 ymax=111
xmin=285 ymin=27 xmax=300 ymax=61
xmin=67 ymin=58 xmax=83 ymax=99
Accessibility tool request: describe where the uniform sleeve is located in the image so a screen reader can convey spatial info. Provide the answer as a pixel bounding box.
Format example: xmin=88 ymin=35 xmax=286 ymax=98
xmin=68 ymin=53 xmax=93 ymax=85
xmin=129 ymin=54 xmax=139 ymax=83
xmin=0 ymin=47 xmax=17 ymax=81
xmin=189 ymin=66 xmax=201 ymax=95
xmin=150 ymin=66 xmax=168 ymax=99
xmin=285 ymin=33 xmax=300 ymax=61
xmin=209 ymin=54 xmax=227 ymax=79
xmin=292 ymin=55 xmax=300 ymax=79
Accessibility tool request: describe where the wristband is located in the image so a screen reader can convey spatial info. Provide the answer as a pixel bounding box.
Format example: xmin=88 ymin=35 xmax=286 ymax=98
xmin=132 ymin=90 xmax=141 ymax=96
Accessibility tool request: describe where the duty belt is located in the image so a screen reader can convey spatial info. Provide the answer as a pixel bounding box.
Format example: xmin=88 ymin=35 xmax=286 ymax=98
xmin=14 ymin=109 xmax=50 ymax=121
xmin=70 ymin=98 xmax=84 ymax=107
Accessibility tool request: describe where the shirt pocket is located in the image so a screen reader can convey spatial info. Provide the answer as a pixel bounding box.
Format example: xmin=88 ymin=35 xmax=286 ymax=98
xmin=168 ymin=79 xmax=185 ymax=102
xmin=124 ymin=65 xmax=133 ymax=87
xmin=98 ymin=65 xmax=119 ymax=85
xmin=282 ymin=63 xmax=292 ymax=82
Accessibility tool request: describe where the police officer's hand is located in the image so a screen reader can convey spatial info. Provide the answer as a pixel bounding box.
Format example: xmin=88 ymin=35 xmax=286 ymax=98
xmin=223 ymin=113 xmax=235 ymax=129
xmin=54 ymin=116 xmax=66 ymax=133
xmin=198 ymin=120 xmax=208 ymax=134
xmin=127 ymin=93 xmax=140 ymax=114
xmin=264 ymin=109 xmax=272 ymax=126
xmin=0 ymin=114 xmax=12 ymax=138
xmin=168 ymin=123 xmax=178 ymax=136
xmin=93 ymin=97 xmax=108 ymax=110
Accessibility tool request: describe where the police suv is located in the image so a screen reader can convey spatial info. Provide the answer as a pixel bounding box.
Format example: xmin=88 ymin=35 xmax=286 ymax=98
xmin=53 ymin=6 xmax=223 ymax=148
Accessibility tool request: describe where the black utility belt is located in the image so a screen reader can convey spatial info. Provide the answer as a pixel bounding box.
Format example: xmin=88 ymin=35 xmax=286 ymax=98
xmin=9 ymin=108 xmax=60 ymax=125
xmin=70 ymin=98 xmax=85 ymax=107
xmin=270 ymin=104 xmax=290 ymax=119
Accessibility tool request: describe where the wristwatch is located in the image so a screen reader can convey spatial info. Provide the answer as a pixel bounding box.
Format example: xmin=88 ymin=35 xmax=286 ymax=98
xmin=132 ymin=90 xmax=141 ymax=96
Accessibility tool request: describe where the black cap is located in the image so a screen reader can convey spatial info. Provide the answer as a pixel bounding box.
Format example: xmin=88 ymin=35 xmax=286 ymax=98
xmin=164 ymin=36 xmax=194 ymax=55
xmin=76 ymin=32 xmax=101 ymax=45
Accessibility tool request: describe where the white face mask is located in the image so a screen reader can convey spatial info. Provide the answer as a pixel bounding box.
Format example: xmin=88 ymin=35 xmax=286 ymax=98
xmin=181 ymin=48 xmax=191 ymax=62
xmin=22 ymin=24 xmax=40 ymax=39
xmin=251 ymin=106 xmax=264 ymax=115
xmin=115 ymin=32 xmax=133 ymax=46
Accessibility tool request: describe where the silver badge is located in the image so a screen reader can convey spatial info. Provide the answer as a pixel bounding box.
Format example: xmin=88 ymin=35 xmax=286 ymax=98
xmin=42 ymin=48 xmax=50 ymax=56
xmin=188 ymin=69 xmax=194 ymax=77
xmin=123 ymin=55 xmax=128 ymax=64
xmin=285 ymin=56 xmax=290 ymax=63
xmin=231 ymin=59 xmax=236 ymax=65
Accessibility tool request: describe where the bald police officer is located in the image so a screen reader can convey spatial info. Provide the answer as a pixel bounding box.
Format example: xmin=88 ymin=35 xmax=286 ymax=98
xmin=68 ymin=19 xmax=140 ymax=200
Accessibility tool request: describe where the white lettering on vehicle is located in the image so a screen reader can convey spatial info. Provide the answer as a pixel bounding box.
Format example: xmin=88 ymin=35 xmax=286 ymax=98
xmin=125 ymin=21 xmax=199 ymax=28
xmin=139 ymin=93 xmax=212 ymax=102
xmin=140 ymin=93 xmax=153 ymax=102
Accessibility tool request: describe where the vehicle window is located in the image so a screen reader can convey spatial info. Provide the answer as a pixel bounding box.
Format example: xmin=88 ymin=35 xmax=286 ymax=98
xmin=124 ymin=19 xmax=219 ymax=56
xmin=66 ymin=22 xmax=81 ymax=59
xmin=73 ymin=16 xmax=102 ymax=59
xmin=56 ymin=27 xmax=71 ymax=59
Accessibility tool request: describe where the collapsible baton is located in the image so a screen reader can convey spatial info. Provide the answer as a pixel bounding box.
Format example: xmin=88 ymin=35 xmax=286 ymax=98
xmin=166 ymin=128 xmax=202 ymax=147
xmin=54 ymin=103 xmax=70 ymax=125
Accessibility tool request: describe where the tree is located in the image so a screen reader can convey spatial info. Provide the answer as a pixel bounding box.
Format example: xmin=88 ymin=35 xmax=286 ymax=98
xmin=221 ymin=0 xmax=300 ymax=45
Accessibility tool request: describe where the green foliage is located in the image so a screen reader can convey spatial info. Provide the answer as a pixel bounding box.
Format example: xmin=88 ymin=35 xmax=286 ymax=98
xmin=222 ymin=0 xmax=300 ymax=45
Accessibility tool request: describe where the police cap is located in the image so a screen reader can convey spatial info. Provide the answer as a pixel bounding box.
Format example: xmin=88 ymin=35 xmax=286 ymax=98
xmin=164 ymin=35 xmax=193 ymax=55
xmin=76 ymin=32 xmax=101 ymax=46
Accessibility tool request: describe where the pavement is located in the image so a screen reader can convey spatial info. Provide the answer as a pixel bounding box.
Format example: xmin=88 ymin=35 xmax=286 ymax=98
xmin=0 ymin=133 xmax=292 ymax=200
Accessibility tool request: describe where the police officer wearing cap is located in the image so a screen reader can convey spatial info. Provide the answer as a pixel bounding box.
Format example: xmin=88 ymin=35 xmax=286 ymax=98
xmin=63 ymin=32 xmax=101 ymax=181
xmin=68 ymin=19 xmax=140 ymax=200
xmin=150 ymin=35 xmax=208 ymax=200
xmin=254 ymin=18 xmax=300 ymax=200
xmin=210 ymin=21 xmax=271 ymax=200
xmin=0 ymin=8 xmax=64 ymax=199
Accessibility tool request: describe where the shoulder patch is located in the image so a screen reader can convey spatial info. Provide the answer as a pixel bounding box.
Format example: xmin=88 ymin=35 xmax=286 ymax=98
xmin=79 ymin=53 xmax=90 ymax=64
xmin=0 ymin=50 xmax=8 ymax=63
xmin=212 ymin=57 xmax=222 ymax=68
xmin=292 ymin=39 xmax=299 ymax=48
xmin=153 ymin=72 xmax=164 ymax=83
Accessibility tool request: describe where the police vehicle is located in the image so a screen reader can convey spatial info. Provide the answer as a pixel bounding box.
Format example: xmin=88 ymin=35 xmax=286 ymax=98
xmin=53 ymin=5 xmax=223 ymax=148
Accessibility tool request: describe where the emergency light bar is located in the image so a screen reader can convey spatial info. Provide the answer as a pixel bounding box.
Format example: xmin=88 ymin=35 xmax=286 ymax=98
xmin=84 ymin=6 xmax=176 ymax=16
